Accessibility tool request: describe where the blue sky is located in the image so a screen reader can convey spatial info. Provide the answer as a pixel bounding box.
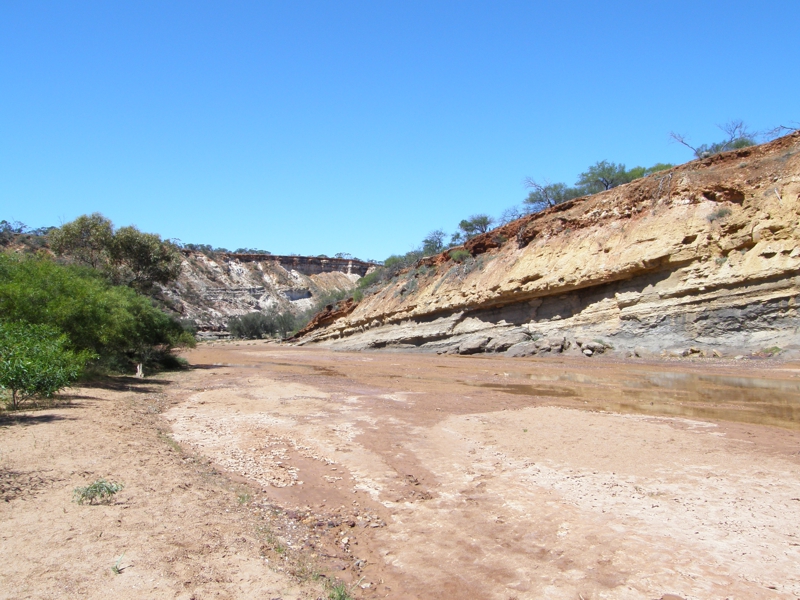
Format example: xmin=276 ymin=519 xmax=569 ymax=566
xmin=2 ymin=1 xmax=798 ymax=261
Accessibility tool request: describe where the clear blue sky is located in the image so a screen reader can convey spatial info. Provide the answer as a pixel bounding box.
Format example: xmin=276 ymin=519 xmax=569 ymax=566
xmin=2 ymin=1 xmax=798 ymax=261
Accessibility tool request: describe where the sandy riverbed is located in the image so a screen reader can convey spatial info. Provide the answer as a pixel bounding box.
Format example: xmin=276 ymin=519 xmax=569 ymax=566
xmin=2 ymin=342 xmax=800 ymax=599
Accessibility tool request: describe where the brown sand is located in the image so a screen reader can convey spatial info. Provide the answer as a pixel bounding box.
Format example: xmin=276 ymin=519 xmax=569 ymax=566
xmin=3 ymin=342 xmax=800 ymax=599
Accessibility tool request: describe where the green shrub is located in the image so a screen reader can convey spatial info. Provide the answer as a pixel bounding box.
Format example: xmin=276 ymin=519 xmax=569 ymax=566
xmin=449 ymin=249 xmax=471 ymax=263
xmin=0 ymin=253 xmax=194 ymax=373
xmin=328 ymin=583 xmax=354 ymax=600
xmin=228 ymin=312 xmax=278 ymax=339
xmin=73 ymin=479 xmax=124 ymax=504
xmin=0 ymin=322 xmax=93 ymax=410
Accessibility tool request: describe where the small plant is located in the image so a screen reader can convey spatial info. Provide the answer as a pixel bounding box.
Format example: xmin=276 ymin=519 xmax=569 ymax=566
xmin=111 ymin=552 xmax=125 ymax=575
xmin=762 ymin=346 xmax=782 ymax=356
xmin=237 ymin=492 xmax=251 ymax=505
xmin=329 ymin=583 xmax=354 ymax=600
xmin=707 ymin=207 xmax=732 ymax=222
xmin=715 ymin=256 xmax=728 ymax=265
xmin=73 ymin=479 xmax=124 ymax=505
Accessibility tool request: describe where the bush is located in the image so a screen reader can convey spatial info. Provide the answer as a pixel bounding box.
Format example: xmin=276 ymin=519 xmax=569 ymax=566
xmin=0 ymin=322 xmax=93 ymax=410
xmin=73 ymin=479 xmax=124 ymax=504
xmin=0 ymin=253 xmax=194 ymax=373
xmin=228 ymin=312 xmax=278 ymax=339
xmin=449 ymin=249 xmax=471 ymax=263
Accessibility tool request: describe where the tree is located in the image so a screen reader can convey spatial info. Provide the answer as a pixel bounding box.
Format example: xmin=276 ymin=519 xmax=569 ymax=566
xmin=107 ymin=226 xmax=182 ymax=291
xmin=50 ymin=214 xmax=182 ymax=292
xmin=458 ymin=214 xmax=495 ymax=240
xmin=49 ymin=213 xmax=113 ymax=269
xmin=576 ymin=161 xmax=631 ymax=194
xmin=670 ymin=120 xmax=757 ymax=158
xmin=0 ymin=322 xmax=92 ymax=410
xmin=422 ymin=229 xmax=447 ymax=255
xmin=523 ymin=180 xmax=583 ymax=212
xmin=498 ymin=205 xmax=530 ymax=225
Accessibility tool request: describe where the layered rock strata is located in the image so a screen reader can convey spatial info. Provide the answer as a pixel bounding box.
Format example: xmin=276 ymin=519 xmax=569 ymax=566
xmin=162 ymin=253 xmax=374 ymax=332
xmin=297 ymin=132 xmax=800 ymax=357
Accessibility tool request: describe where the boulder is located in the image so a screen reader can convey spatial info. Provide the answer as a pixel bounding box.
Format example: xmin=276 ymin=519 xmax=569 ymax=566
xmin=457 ymin=335 xmax=490 ymax=355
xmin=485 ymin=331 xmax=530 ymax=353
xmin=505 ymin=341 xmax=540 ymax=357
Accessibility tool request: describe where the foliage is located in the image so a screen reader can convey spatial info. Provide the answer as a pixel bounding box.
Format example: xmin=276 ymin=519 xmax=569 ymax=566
xmin=421 ymin=229 xmax=447 ymax=256
xmin=449 ymin=249 xmax=471 ymax=263
xmin=523 ymin=180 xmax=583 ymax=212
xmin=228 ymin=312 xmax=279 ymax=339
xmin=0 ymin=321 xmax=92 ymax=410
xmin=49 ymin=213 xmax=113 ymax=269
xmin=457 ymin=214 xmax=495 ymax=240
xmin=671 ymin=120 xmax=757 ymax=158
xmin=106 ymin=226 xmax=182 ymax=290
xmin=233 ymin=247 xmax=271 ymax=254
xmin=0 ymin=220 xmax=54 ymax=252
xmin=328 ymin=583 xmax=354 ymax=600
xmin=181 ymin=243 xmax=230 ymax=256
xmin=73 ymin=479 xmax=124 ymax=505
xmin=520 ymin=161 xmax=674 ymax=216
xmin=576 ymin=160 xmax=636 ymax=193
xmin=0 ymin=253 xmax=194 ymax=373
xmin=50 ymin=213 xmax=182 ymax=292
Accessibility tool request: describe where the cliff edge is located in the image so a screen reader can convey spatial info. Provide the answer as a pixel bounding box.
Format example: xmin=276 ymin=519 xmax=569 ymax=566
xmin=296 ymin=132 xmax=800 ymax=357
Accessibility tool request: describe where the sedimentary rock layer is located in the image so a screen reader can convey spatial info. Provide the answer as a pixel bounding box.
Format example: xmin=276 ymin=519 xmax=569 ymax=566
xmin=297 ymin=132 xmax=800 ymax=356
xmin=162 ymin=253 xmax=373 ymax=332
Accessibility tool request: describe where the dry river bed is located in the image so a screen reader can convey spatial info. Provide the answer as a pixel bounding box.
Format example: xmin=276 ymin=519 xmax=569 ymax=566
xmin=3 ymin=342 xmax=800 ymax=600
xmin=162 ymin=342 xmax=800 ymax=600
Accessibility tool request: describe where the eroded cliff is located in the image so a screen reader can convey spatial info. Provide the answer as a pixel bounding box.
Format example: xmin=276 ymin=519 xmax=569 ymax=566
xmin=296 ymin=132 xmax=800 ymax=357
xmin=163 ymin=253 xmax=374 ymax=333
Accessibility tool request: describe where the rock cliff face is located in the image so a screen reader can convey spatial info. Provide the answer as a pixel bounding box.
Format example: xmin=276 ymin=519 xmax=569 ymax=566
xmin=162 ymin=253 xmax=374 ymax=332
xmin=297 ymin=132 xmax=800 ymax=357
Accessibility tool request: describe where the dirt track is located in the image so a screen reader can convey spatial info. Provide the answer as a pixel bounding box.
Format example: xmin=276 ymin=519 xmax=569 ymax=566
xmin=3 ymin=342 xmax=800 ymax=599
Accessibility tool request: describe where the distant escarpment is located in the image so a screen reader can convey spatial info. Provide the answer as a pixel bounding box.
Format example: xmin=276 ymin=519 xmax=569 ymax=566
xmin=162 ymin=253 xmax=374 ymax=334
xmin=296 ymin=132 xmax=800 ymax=358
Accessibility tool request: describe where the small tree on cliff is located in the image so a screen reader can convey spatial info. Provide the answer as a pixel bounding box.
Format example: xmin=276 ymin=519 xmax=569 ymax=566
xmin=524 ymin=180 xmax=583 ymax=212
xmin=457 ymin=215 xmax=495 ymax=240
xmin=670 ymin=120 xmax=757 ymax=158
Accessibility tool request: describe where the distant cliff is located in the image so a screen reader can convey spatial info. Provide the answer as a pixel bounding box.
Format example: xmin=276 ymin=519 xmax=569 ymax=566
xmin=163 ymin=252 xmax=375 ymax=332
xmin=295 ymin=132 xmax=800 ymax=358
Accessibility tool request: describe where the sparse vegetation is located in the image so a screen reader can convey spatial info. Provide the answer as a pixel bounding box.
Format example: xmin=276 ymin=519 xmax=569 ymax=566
xmin=73 ymin=479 xmax=124 ymax=505
xmin=671 ymin=120 xmax=758 ymax=158
xmin=111 ymin=553 xmax=126 ymax=575
xmin=449 ymin=249 xmax=471 ymax=263
xmin=328 ymin=582 xmax=355 ymax=600
xmin=708 ymin=207 xmax=733 ymax=222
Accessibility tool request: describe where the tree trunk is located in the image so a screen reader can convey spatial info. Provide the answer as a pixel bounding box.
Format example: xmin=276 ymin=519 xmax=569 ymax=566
xmin=135 ymin=363 xmax=144 ymax=378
